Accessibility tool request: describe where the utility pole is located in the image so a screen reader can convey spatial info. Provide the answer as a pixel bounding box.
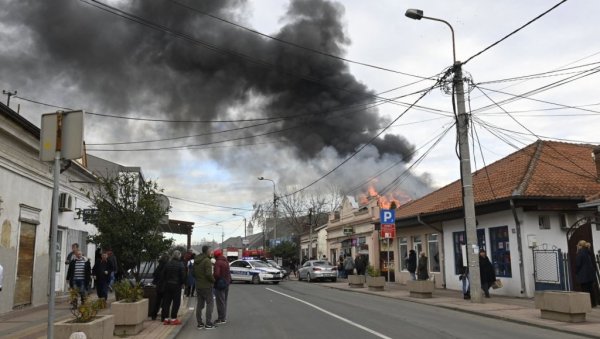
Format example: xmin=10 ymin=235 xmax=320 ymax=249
xmin=308 ymin=208 xmax=313 ymax=259
xmin=454 ymin=61 xmax=482 ymax=303
xmin=2 ymin=90 xmax=17 ymax=107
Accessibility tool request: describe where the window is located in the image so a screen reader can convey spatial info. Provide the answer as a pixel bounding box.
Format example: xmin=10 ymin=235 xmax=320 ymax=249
xmin=539 ymin=215 xmax=551 ymax=230
xmin=452 ymin=229 xmax=486 ymax=274
xmin=428 ymin=234 xmax=440 ymax=272
xmin=399 ymin=237 xmax=408 ymax=271
xmin=412 ymin=235 xmax=422 ymax=255
xmin=489 ymin=226 xmax=511 ymax=277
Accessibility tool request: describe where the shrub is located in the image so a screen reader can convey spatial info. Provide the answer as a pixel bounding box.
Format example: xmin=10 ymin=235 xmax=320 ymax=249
xmin=113 ymin=279 xmax=143 ymax=302
xmin=68 ymin=288 xmax=105 ymax=323
xmin=367 ymin=265 xmax=380 ymax=277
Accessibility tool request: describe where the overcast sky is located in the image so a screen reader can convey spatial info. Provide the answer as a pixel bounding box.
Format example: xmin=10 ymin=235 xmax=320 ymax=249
xmin=1 ymin=0 xmax=599 ymax=245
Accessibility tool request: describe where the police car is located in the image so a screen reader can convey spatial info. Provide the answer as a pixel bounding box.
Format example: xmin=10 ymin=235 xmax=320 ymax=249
xmin=229 ymin=259 xmax=283 ymax=284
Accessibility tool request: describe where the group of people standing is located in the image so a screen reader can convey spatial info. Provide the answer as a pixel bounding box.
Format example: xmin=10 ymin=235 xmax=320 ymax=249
xmin=65 ymin=243 xmax=118 ymax=305
xmin=406 ymin=249 xmax=429 ymax=281
xmin=151 ymin=246 xmax=231 ymax=330
xmin=337 ymin=253 xmax=368 ymax=278
xmin=456 ymin=249 xmax=497 ymax=300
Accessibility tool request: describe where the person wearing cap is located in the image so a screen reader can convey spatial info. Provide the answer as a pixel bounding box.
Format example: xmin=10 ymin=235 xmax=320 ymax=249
xmin=213 ymin=249 xmax=231 ymax=325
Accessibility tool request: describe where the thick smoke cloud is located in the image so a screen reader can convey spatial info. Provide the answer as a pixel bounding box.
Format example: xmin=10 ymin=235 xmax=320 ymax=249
xmin=1 ymin=0 xmax=415 ymax=161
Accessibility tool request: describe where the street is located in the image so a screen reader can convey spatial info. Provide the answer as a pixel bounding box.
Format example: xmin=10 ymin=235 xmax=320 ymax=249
xmin=176 ymin=281 xmax=586 ymax=339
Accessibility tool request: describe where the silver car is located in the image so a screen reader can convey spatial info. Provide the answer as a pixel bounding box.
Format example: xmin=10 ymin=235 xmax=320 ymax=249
xmin=298 ymin=260 xmax=337 ymax=282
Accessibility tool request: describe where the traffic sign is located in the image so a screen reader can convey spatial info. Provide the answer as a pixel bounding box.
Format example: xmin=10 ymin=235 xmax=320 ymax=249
xmin=380 ymin=209 xmax=395 ymax=224
xmin=381 ymin=224 xmax=395 ymax=239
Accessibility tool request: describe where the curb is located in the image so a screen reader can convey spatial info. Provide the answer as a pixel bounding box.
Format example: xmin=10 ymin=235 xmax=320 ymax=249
xmin=165 ymin=297 xmax=195 ymax=339
xmin=320 ymin=283 xmax=600 ymax=339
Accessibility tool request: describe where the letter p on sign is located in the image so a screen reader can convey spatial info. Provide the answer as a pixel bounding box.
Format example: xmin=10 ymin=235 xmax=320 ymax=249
xmin=380 ymin=209 xmax=395 ymax=224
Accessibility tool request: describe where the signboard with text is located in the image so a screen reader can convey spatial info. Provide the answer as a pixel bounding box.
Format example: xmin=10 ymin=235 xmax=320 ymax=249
xmin=381 ymin=223 xmax=396 ymax=239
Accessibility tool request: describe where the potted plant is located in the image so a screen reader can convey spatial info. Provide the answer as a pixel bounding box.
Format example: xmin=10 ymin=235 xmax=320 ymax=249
xmin=112 ymin=280 xmax=148 ymax=335
xmin=55 ymin=288 xmax=115 ymax=339
xmin=366 ymin=265 xmax=386 ymax=291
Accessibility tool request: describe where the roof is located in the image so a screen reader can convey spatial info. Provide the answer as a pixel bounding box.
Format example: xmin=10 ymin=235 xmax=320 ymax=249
xmin=395 ymin=140 xmax=600 ymax=219
xmin=0 ymin=102 xmax=40 ymax=137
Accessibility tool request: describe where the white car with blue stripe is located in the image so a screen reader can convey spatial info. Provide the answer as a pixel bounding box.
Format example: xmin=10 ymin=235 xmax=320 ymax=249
xmin=229 ymin=259 xmax=283 ymax=284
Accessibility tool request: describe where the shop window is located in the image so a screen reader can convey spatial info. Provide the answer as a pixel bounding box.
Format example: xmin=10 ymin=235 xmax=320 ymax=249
xmin=398 ymin=237 xmax=408 ymax=271
xmin=452 ymin=229 xmax=486 ymax=275
xmin=489 ymin=226 xmax=511 ymax=277
xmin=428 ymin=234 xmax=440 ymax=272
xmin=412 ymin=235 xmax=422 ymax=255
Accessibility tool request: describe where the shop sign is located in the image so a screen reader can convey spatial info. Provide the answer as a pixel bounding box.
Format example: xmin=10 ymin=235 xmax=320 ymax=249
xmin=380 ymin=224 xmax=395 ymax=239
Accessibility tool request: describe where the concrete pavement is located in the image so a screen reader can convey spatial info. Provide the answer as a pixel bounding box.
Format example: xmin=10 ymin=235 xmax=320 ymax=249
xmin=306 ymin=276 xmax=600 ymax=339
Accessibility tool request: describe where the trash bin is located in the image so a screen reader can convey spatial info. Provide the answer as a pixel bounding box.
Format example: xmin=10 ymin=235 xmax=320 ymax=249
xmin=143 ymin=284 xmax=157 ymax=317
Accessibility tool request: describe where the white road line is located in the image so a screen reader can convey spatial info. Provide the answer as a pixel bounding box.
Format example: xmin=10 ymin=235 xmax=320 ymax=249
xmin=266 ymin=288 xmax=393 ymax=339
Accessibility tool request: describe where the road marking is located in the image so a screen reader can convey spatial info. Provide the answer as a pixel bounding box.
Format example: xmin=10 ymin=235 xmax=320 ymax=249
xmin=266 ymin=288 xmax=393 ymax=339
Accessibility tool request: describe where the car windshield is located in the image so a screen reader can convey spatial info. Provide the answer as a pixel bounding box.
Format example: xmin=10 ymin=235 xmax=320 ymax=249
xmin=251 ymin=261 xmax=270 ymax=267
xmin=313 ymin=261 xmax=330 ymax=267
xmin=267 ymin=260 xmax=279 ymax=267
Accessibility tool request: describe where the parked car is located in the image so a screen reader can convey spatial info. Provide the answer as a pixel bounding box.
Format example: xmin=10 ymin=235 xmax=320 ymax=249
xmin=298 ymin=260 xmax=337 ymax=282
xmin=266 ymin=259 xmax=289 ymax=279
xmin=229 ymin=259 xmax=283 ymax=284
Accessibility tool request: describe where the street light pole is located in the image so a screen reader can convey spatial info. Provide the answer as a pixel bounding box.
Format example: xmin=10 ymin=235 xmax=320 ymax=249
xmin=258 ymin=176 xmax=277 ymax=246
xmin=405 ymin=9 xmax=482 ymax=303
xmin=232 ymin=213 xmax=247 ymax=248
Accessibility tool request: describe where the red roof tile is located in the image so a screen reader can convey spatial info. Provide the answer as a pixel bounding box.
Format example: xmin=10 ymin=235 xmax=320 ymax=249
xmin=395 ymin=140 xmax=600 ymax=219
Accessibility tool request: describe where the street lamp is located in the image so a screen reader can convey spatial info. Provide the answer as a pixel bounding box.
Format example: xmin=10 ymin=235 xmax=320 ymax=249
xmin=258 ymin=176 xmax=277 ymax=245
xmin=405 ymin=9 xmax=482 ymax=303
xmin=232 ymin=213 xmax=247 ymax=248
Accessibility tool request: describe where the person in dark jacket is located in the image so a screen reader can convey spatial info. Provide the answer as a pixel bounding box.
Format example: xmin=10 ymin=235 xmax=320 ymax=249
xmin=92 ymin=252 xmax=113 ymax=301
xmin=355 ymin=254 xmax=366 ymax=276
xmin=479 ymin=249 xmax=496 ymax=298
xmin=161 ymin=250 xmax=185 ymax=325
xmin=417 ymin=251 xmax=429 ymax=280
xmin=576 ymin=240 xmax=597 ymax=307
xmin=150 ymin=253 xmax=170 ymax=320
xmin=66 ymin=250 xmax=91 ymax=304
xmin=213 ymin=249 xmax=231 ymax=325
xmin=407 ymin=250 xmax=417 ymax=280
xmin=194 ymin=245 xmax=216 ymax=329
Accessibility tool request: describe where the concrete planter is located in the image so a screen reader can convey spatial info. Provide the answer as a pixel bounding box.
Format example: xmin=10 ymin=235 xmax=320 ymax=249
xmin=55 ymin=314 xmax=115 ymax=339
xmin=534 ymin=291 xmax=591 ymax=323
xmin=348 ymin=275 xmax=365 ymax=288
xmin=366 ymin=276 xmax=386 ymax=291
xmin=112 ymin=298 xmax=149 ymax=335
xmin=407 ymin=280 xmax=434 ymax=298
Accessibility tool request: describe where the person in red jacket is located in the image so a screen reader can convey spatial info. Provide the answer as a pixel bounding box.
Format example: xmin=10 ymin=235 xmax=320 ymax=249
xmin=213 ymin=249 xmax=231 ymax=325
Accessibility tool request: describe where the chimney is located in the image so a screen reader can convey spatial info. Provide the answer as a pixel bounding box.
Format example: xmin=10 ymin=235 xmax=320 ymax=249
xmin=594 ymin=147 xmax=600 ymax=181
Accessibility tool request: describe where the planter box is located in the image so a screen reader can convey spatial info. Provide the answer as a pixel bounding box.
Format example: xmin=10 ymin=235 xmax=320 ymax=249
xmin=366 ymin=276 xmax=386 ymax=291
xmin=348 ymin=275 xmax=365 ymax=288
xmin=55 ymin=314 xmax=114 ymax=339
xmin=407 ymin=280 xmax=434 ymax=298
xmin=111 ymin=298 xmax=149 ymax=335
xmin=534 ymin=291 xmax=591 ymax=323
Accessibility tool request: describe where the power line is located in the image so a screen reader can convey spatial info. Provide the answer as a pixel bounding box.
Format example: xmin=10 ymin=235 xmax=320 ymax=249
xmin=476 ymin=61 xmax=600 ymax=85
xmin=463 ymin=0 xmax=569 ymax=65
xmin=166 ymin=195 xmax=253 ymax=211
xmin=168 ymin=0 xmax=435 ymax=80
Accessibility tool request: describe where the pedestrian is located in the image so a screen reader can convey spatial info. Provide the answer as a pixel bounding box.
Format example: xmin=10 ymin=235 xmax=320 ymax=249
xmin=66 ymin=249 xmax=91 ymax=305
xmin=417 ymin=251 xmax=429 ymax=280
xmin=338 ymin=256 xmax=345 ymax=278
xmin=406 ymin=249 xmax=417 ymax=280
xmin=106 ymin=249 xmax=118 ymax=292
xmin=194 ymin=245 xmax=216 ymax=330
xmin=479 ymin=249 xmax=496 ymax=298
xmin=92 ymin=252 xmax=113 ymax=301
xmin=355 ymin=254 xmax=366 ymax=275
xmin=65 ymin=243 xmax=79 ymax=265
xmin=161 ymin=250 xmax=185 ymax=325
xmin=213 ymin=249 xmax=231 ymax=325
xmin=290 ymin=261 xmax=297 ymax=278
xmin=459 ymin=266 xmax=470 ymax=299
xmin=344 ymin=254 xmax=354 ymax=277
xmin=322 ymin=254 xmax=327 ymax=262
xmin=186 ymin=253 xmax=196 ymax=297
xmin=584 ymin=242 xmax=600 ymax=307
xmin=150 ymin=253 xmax=170 ymax=320
xmin=576 ymin=240 xmax=597 ymax=307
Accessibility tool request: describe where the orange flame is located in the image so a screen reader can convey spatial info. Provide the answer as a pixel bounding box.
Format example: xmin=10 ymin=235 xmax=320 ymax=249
xmin=358 ymin=184 xmax=411 ymax=209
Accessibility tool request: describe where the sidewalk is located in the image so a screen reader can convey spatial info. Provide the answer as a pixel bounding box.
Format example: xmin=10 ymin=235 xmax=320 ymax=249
xmin=0 ymin=293 xmax=194 ymax=339
xmin=308 ymin=276 xmax=600 ymax=338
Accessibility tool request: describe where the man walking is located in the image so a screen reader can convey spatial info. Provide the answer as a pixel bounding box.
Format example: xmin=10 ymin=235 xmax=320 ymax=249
xmin=66 ymin=250 xmax=91 ymax=305
xmin=194 ymin=245 xmax=216 ymax=330
xmin=213 ymin=249 xmax=231 ymax=325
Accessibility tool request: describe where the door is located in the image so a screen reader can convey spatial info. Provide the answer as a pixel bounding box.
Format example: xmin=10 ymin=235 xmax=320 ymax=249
xmin=567 ymin=220 xmax=593 ymax=291
xmin=14 ymin=222 xmax=36 ymax=307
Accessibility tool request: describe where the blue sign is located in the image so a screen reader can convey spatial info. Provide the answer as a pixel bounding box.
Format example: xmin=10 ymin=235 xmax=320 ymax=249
xmin=380 ymin=209 xmax=395 ymax=224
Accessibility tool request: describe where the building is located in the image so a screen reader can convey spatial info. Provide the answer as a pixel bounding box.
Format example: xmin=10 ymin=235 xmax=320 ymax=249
xmin=393 ymin=140 xmax=600 ymax=296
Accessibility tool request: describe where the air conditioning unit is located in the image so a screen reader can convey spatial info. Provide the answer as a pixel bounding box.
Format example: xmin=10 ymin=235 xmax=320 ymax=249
xmin=59 ymin=193 xmax=73 ymax=212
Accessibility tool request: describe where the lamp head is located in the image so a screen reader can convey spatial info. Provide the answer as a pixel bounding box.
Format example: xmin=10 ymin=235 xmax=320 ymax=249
xmin=405 ymin=9 xmax=424 ymax=20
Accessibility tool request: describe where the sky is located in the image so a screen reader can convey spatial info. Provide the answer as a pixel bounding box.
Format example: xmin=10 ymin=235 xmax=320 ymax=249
xmin=1 ymin=0 xmax=599 ymax=246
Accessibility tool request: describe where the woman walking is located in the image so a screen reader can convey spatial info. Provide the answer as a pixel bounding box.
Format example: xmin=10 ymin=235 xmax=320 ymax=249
xmin=417 ymin=251 xmax=429 ymax=280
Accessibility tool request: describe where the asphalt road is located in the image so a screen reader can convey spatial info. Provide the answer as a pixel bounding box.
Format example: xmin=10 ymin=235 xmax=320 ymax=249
xmin=176 ymin=280 xmax=586 ymax=339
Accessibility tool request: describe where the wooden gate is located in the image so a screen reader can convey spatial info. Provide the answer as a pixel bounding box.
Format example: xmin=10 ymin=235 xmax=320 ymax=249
xmin=566 ymin=217 xmax=593 ymax=292
xmin=14 ymin=222 xmax=36 ymax=307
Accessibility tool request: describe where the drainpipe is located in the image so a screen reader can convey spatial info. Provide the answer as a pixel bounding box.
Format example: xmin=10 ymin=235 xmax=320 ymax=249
xmin=417 ymin=214 xmax=446 ymax=288
xmin=510 ymin=199 xmax=527 ymax=295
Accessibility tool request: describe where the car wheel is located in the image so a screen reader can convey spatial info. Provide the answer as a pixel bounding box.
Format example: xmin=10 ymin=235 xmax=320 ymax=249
xmin=307 ymin=273 xmax=312 ymax=283
xmin=252 ymin=274 xmax=260 ymax=285
xmin=272 ymin=281 xmax=279 ymax=285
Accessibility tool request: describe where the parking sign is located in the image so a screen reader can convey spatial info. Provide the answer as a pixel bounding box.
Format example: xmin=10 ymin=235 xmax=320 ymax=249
xmin=380 ymin=209 xmax=395 ymax=224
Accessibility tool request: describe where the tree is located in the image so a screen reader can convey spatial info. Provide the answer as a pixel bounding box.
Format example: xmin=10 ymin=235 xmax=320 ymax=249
xmin=86 ymin=173 xmax=173 ymax=281
xmin=269 ymin=241 xmax=297 ymax=261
